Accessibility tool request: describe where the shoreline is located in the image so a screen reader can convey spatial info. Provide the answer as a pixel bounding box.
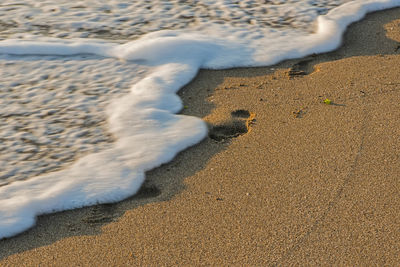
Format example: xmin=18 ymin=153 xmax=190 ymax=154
xmin=1 ymin=7 xmax=400 ymax=265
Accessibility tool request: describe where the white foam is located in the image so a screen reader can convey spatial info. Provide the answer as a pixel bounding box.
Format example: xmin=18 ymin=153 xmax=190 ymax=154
xmin=0 ymin=0 xmax=351 ymax=40
xmin=1 ymin=0 xmax=400 ymax=239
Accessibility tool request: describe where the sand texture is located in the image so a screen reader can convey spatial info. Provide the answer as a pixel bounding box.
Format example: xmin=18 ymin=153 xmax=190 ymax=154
xmin=1 ymin=8 xmax=400 ymax=266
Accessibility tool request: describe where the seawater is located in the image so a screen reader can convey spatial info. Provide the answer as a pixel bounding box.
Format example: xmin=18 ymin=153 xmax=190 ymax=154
xmin=0 ymin=0 xmax=399 ymax=239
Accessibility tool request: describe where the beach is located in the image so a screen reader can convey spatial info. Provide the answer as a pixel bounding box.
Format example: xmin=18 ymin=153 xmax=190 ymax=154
xmin=1 ymin=6 xmax=400 ymax=266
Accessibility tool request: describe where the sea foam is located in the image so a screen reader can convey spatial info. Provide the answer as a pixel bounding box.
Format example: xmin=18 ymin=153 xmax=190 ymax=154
xmin=0 ymin=0 xmax=400 ymax=239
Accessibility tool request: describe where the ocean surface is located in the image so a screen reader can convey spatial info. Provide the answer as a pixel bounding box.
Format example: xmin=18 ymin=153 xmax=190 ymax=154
xmin=0 ymin=0 xmax=399 ymax=239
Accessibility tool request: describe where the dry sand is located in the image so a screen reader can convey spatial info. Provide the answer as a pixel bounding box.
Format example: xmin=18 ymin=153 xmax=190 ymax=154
xmin=1 ymin=8 xmax=400 ymax=266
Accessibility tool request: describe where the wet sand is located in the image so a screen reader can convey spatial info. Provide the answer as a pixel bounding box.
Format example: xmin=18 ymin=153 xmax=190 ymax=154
xmin=1 ymin=8 xmax=400 ymax=266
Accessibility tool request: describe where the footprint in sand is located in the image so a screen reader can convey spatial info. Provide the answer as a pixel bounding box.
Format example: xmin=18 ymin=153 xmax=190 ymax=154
xmin=209 ymin=109 xmax=255 ymax=142
xmin=287 ymin=57 xmax=315 ymax=78
xmin=82 ymin=203 xmax=116 ymax=226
